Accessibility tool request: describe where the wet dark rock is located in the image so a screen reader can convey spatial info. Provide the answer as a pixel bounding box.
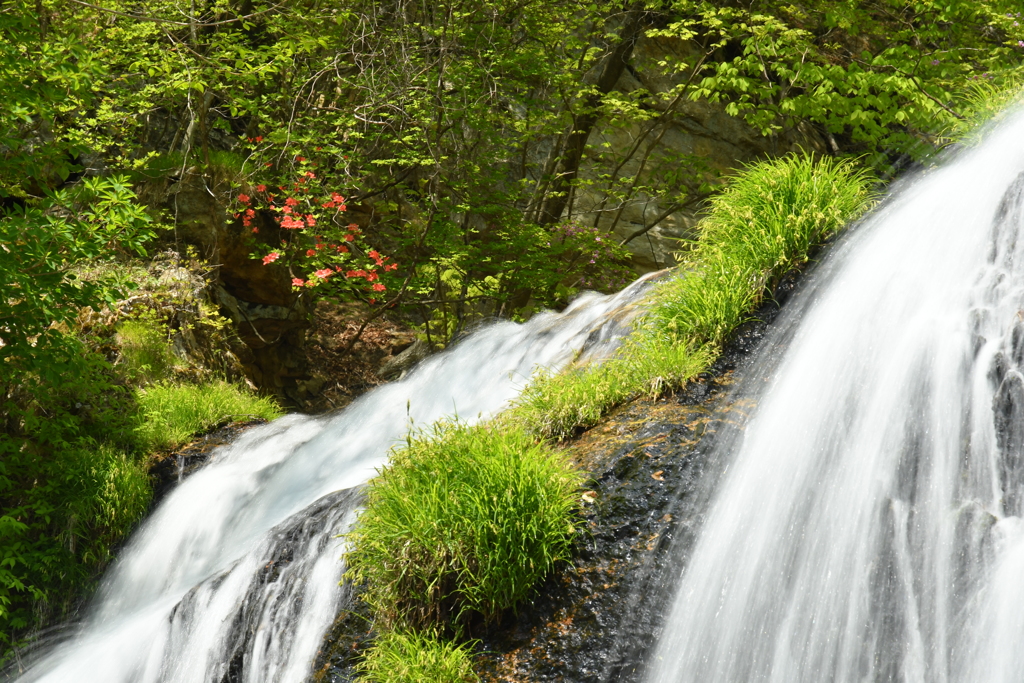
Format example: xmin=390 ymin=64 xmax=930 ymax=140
xmin=148 ymin=419 xmax=267 ymax=508
xmin=994 ymin=371 xmax=1024 ymax=516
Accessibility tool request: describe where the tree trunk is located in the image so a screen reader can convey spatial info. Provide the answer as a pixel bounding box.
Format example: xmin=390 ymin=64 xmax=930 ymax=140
xmin=537 ymin=7 xmax=648 ymax=227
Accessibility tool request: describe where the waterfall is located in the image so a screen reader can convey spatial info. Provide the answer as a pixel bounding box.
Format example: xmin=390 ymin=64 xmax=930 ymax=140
xmin=10 ymin=276 xmax=653 ymax=683
xmin=647 ymin=109 xmax=1024 ymax=683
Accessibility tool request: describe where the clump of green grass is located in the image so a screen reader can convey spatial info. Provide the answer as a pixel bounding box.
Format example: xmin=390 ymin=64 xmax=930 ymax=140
xmin=647 ymin=152 xmax=873 ymax=344
xmin=134 ymin=380 xmax=283 ymax=451
xmin=116 ymin=319 xmax=178 ymax=384
xmin=344 ymin=421 xmax=581 ymax=631
xmin=510 ymin=152 xmax=874 ymax=440
xmin=63 ymin=443 xmax=152 ymax=565
xmin=356 ymin=631 xmax=477 ymax=683
xmin=941 ymin=68 xmax=1024 ymax=147
xmin=507 ymin=338 xmax=714 ymax=440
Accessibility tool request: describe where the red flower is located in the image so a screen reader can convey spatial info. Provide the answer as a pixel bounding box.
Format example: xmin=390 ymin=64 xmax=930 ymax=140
xmin=262 ymin=252 xmax=280 ymax=265
xmin=306 ymin=249 xmax=316 ymax=257
xmin=332 ymin=193 xmax=345 ymax=203
xmin=305 ymin=215 xmax=317 ymax=227
xmin=384 ymin=263 xmax=398 ymax=271
xmin=372 ymin=283 xmax=386 ymax=292
xmin=245 ymin=208 xmax=255 ymax=217
xmin=322 ymin=201 xmax=335 ymax=209
xmin=314 ymin=268 xmax=333 ymax=278
xmin=344 ymin=234 xmax=355 ymax=242
xmin=305 ymin=171 xmax=315 ymax=178
xmin=292 ymin=278 xmax=306 ymax=287
xmin=295 ymin=155 xmax=306 ymax=162
xmin=282 ymin=206 xmax=293 ymax=214
xmin=285 ymin=197 xmax=299 ymax=207
xmin=337 ymin=245 xmax=349 ymax=253
xmin=368 ymin=250 xmax=379 ymax=260
xmin=256 ymin=184 xmax=267 ymax=193
xmin=238 ymin=194 xmax=251 ymax=204
xmin=347 ymin=223 xmax=359 ymax=231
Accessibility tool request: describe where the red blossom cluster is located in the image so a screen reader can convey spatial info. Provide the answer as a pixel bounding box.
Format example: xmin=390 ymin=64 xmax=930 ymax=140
xmin=232 ymin=169 xmax=398 ymax=300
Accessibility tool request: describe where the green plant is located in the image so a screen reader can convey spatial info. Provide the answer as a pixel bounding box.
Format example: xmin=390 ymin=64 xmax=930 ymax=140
xmin=648 ymin=152 xmax=874 ymax=345
xmin=508 ymin=339 xmax=714 ymax=441
xmin=511 ymin=152 xmax=874 ymax=441
xmin=942 ymin=69 xmax=1024 ymax=145
xmin=356 ymin=630 xmax=477 ymax=683
xmin=344 ymin=421 xmax=580 ymax=631
xmin=134 ymin=380 xmax=283 ymax=451
xmin=116 ymin=319 xmax=178 ymax=384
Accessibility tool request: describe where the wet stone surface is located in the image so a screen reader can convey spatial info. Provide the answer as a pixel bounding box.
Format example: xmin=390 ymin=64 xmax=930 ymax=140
xmin=149 ymin=419 xmax=268 ymax=507
xmin=313 ymin=275 xmax=798 ymax=683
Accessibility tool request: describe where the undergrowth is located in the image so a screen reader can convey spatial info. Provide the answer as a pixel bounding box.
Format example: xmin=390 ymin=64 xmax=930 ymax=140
xmin=0 ymin=257 xmax=282 ymax=655
xmin=355 ymin=630 xmax=477 ymax=683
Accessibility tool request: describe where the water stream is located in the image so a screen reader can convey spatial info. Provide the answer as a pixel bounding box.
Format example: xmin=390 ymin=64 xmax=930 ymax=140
xmin=647 ymin=109 xmax=1024 ymax=682
xmin=10 ymin=276 xmax=654 ymax=683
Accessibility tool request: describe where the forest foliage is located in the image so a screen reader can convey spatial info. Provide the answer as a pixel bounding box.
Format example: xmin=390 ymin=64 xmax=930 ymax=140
xmin=2 ymin=0 xmax=1024 ymax=658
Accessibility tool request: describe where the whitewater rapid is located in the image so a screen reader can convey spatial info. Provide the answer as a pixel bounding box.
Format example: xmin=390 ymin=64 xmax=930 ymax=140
xmin=11 ymin=276 xmax=653 ymax=683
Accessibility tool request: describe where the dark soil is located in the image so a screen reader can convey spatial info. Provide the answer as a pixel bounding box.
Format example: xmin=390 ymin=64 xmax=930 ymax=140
xmin=301 ymin=300 xmax=417 ymax=413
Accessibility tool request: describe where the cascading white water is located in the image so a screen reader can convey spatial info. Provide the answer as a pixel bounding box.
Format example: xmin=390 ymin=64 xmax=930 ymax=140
xmin=10 ymin=276 xmax=654 ymax=683
xmin=647 ymin=109 xmax=1024 ymax=683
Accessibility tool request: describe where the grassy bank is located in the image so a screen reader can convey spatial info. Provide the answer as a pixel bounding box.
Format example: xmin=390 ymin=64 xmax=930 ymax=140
xmin=344 ymin=152 xmax=875 ymax=681
xmin=508 ymin=153 xmax=874 ymax=440
xmin=0 ymin=274 xmax=282 ymax=654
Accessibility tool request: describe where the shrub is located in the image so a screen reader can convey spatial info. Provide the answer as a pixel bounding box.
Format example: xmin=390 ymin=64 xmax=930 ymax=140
xmin=134 ymin=380 xmax=283 ymax=451
xmin=356 ymin=631 xmax=477 ymax=683
xmin=344 ymin=422 xmax=581 ymax=630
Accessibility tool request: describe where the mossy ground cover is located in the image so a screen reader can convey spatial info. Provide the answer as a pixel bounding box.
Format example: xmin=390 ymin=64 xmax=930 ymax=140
xmin=343 ymin=152 xmax=875 ymax=681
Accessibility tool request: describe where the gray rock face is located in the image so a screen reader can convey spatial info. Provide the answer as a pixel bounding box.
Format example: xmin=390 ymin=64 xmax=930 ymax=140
xmin=152 ymin=171 xmax=315 ymax=405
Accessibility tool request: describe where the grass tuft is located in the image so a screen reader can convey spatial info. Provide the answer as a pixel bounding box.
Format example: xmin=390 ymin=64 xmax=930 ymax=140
xmin=510 ymin=152 xmax=874 ymax=441
xmin=507 ymin=338 xmax=714 ymax=440
xmin=344 ymin=421 xmax=581 ymax=631
xmin=115 ymin=319 xmax=178 ymax=384
xmin=134 ymin=380 xmax=283 ymax=451
xmin=356 ymin=630 xmax=477 ymax=683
